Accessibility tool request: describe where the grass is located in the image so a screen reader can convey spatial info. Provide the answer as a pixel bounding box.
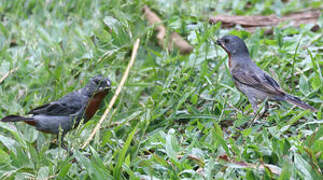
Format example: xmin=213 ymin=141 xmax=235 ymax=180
xmin=0 ymin=0 xmax=322 ymax=179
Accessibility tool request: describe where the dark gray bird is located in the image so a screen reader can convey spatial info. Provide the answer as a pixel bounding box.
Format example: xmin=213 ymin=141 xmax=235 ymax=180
xmin=1 ymin=75 xmax=111 ymax=145
xmin=216 ymin=35 xmax=316 ymax=113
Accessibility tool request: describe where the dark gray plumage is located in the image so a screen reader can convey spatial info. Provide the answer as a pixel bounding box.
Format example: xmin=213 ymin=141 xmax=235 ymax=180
xmin=1 ymin=75 xmax=111 ymax=142
xmin=216 ymin=35 xmax=316 ymax=113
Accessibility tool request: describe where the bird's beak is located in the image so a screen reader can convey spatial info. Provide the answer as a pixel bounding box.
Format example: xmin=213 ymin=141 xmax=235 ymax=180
xmin=216 ymin=39 xmax=222 ymax=45
xmin=106 ymin=79 xmax=111 ymax=88
xmin=216 ymin=39 xmax=225 ymax=49
xmin=216 ymin=39 xmax=230 ymax=55
xmin=96 ymin=79 xmax=111 ymax=92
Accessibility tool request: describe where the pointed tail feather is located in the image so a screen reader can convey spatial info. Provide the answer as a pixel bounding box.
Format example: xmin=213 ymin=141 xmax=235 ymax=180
xmin=1 ymin=115 xmax=34 ymax=122
xmin=285 ymin=94 xmax=317 ymax=112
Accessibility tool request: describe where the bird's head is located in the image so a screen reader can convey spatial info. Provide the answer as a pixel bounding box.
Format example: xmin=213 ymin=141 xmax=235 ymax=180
xmin=216 ymin=35 xmax=250 ymax=57
xmin=85 ymin=75 xmax=111 ymax=97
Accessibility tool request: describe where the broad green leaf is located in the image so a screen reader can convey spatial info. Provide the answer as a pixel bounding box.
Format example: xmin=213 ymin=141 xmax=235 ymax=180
xmin=114 ymin=126 xmax=137 ymax=179
xmin=37 ymin=166 xmax=49 ymax=180
xmin=0 ymin=148 xmax=10 ymax=164
xmin=294 ymin=153 xmax=320 ymax=180
xmin=57 ymin=163 xmax=72 ymax=178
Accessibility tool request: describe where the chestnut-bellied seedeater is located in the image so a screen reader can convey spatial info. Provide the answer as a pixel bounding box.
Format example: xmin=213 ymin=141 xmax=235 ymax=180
xmin=216 ymin=35 xmax=316 ymax=113
xmin=1 ymin=75 xmax=111 ymax=147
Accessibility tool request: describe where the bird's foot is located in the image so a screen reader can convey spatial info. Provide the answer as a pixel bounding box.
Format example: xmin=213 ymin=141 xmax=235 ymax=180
xmin=62 ymin=144 xmax=74 ymax=156
xmin=49 ymin=141 xmax=73 ymax=156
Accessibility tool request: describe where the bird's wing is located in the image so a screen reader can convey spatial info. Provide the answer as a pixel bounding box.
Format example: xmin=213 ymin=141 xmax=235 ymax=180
xmin=231 ymin=68 xmax=284 ymax=96
xmin=28 ymin=92 xmax=87 ymax=116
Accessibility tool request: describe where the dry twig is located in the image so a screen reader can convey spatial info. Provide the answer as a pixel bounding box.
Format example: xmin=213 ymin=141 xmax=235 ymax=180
xmin=219 ymin=154 xmax=282 ymax=176
xmin=169 ymin=32 xmax=194 ymax=55
xmin=143 ymin=5 xmax=193 ymax=54
xmin=209 ymin=9 xmax=320 ymax=33
xmin=143 ymin=5 xmax=166 ymax=48
xmin=82 ymin=39 xmax=140 ymax=149
xmin=0 ymin=68 xmax=18 ymax=84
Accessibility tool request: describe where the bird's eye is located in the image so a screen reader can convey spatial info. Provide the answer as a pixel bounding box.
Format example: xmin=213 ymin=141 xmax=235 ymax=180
xmin=224 ymin=39 xmax=230 ymax=43
xmin=93 ymin=79 xmax=100 ymax=84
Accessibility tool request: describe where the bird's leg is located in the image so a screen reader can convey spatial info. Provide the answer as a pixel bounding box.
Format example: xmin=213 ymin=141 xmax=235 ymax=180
xmin=56 ymin=127 xmax=66 ymax=149
xmin=239 ymin=96 xmax=259 ymax=128
xmin=257 ymin=98 xmax=269 ymax=118
xmin=247 ymin=96 xmax=270 ymax=127
xmin=56 ymin=133 xmax=73 ymax=156
xmin=260 ymin=100 xmax=269 ymax=118
xmin=265 ymin=101 xmax=269 ymax=112
xmin=241 ymin=97 xmax=267 ymax=128
xmin=57 ymin=133 xmax=65 ymax=148
xmin=249 ymin=98 xmax=269 ymax=127
xmin=50 ymin=134 xmax=64 ymax=149
xmin=247 ymin=96 xmax=259 ymax=116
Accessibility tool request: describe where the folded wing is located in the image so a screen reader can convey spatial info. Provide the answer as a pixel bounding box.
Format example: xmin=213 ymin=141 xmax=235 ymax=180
xmin=28 ymin=92 xmax=87 ymax=116
xmin=231 ymin=68 xmax=285 ymax=96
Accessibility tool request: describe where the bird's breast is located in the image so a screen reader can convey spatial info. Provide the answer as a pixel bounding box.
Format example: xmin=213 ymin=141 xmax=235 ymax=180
xmin=84 ymin=90 xmax=108 ymax=120
xmin=228 ymin=56 xmax=232 ymax=68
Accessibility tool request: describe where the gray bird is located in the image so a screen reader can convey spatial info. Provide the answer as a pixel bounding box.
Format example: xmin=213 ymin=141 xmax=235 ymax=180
xmin=216 ymin=35 xmax=316 ymax=113
xmin=1 ymin=75 xmax=111 ymax=146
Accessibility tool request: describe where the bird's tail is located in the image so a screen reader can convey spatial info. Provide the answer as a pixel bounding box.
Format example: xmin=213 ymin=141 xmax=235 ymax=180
xmin=1 ymin=115 xmax=34 ymax=122
xmin=285 ymin=94 xmax=317 ymax=112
